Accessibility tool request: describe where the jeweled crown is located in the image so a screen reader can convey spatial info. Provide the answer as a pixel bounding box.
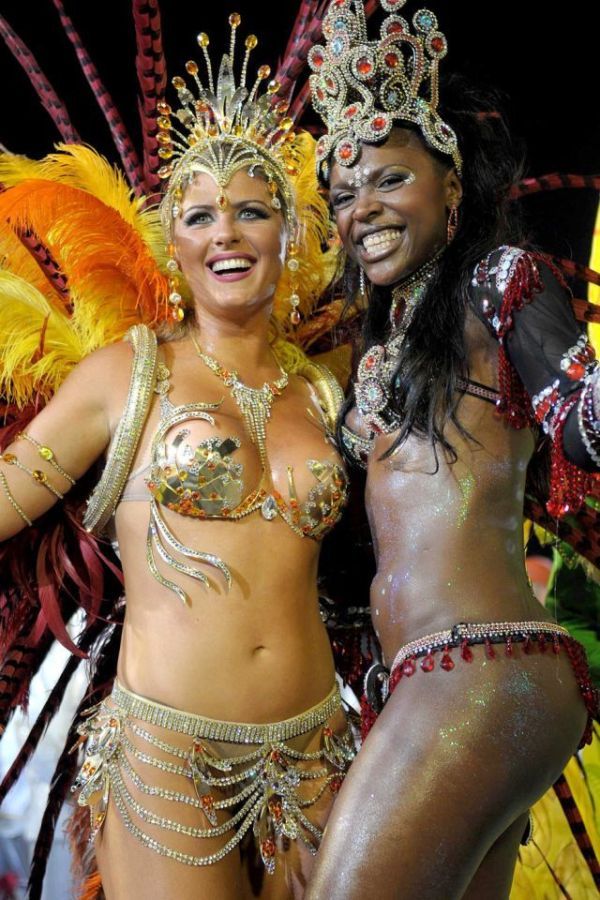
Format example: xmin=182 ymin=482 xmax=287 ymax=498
xmin=157 ymin=13 xmax=299 ymax=233
xmin=308 ymin=0 xmax=462 ymax=180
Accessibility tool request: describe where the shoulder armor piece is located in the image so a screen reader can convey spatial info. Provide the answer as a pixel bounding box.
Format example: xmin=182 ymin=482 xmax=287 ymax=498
xmin=298 ymin=359 xmax=344 ymax=433
xmin=83 ymin=324 xmax=158 ymax=534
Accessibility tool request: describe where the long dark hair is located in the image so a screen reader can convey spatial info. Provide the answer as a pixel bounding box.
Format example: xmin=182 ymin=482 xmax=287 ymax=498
xmin=338 ymin=75 xmax=527 ymax=463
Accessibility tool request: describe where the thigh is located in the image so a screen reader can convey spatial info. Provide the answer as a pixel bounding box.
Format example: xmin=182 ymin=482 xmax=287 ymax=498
xmin=462 ymin=814 xmax=530 ymax=900
xmin=242 ymin=707 xmax=351 ymax=900
xmin=95 ymin=795 xmax=246 ymax=900
xmin=306 ymin=650 xmax=587 ymax=900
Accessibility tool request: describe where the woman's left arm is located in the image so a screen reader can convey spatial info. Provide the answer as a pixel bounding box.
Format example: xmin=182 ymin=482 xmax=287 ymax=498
xmin=504 ymin=258 xmax=600 ymax=471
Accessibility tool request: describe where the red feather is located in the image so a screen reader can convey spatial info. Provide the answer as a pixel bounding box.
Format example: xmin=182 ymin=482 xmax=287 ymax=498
xmin=0 ymin=14 xmax=79 ymax=143
xmin=133 ymin=0 xmax=167 ymax=199
xmin=50 ymin=0 xmax=146 ymax=194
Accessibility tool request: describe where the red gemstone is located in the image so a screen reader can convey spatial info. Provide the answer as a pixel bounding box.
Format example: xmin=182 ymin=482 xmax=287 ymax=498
xmin=261 ymin=839 xmax=276 ymax=859
xmin=384 ymin=52 xmax=399 ymax=69
xmin=312 ymin=50 xmax=324 ymax=68
xmin=484 ymin=639 xmax=496 ymax=659
xmin=402 ymin=658 xmax=416 ymax=677
xmin=357 ymin=57 xmax=373 ymax=75
xmin=344 ymin=104 xmax=358 ymax=118
xmin=552 ymin=636 xmax=561 ymax=654
xmin=329 ymin=775 xmax=343 ymax=793
xmin=523 ymin=636 xmax=532 ymax=654
xmin=326 ymin=76 xmax=336 ymax=90
xmin=535 ymin=397 xmax=551 ymax=422
xmin=538 ymin=634 xmax=547 ymax=653
xmin=440 ymin=652 xmax=455 ymax=671
xmin=316 ymin=87 xmax=325 ymax=101
xmin=365 ymin=355 xmax=376 ymax=369
xmin=372 ymin=116 xmax=387 ymax=131
xmin=566 ymin=362 xmax=585 ymax=380
xmin=386 ymin=21 xmax=404 ymax=34
xmin=431 ymin=36 xmax=445 ymax=52
xmin=460 ymin=640 xmax=473 ymax=662
xmin=339 ymin=143 xmax=353 ymax=160
xmin=421 ymin=653 xmax=435 ymax=672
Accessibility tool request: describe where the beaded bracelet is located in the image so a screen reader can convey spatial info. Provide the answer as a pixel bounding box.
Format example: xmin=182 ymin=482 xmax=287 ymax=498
xmin=0 ymin=452 xmax=65 ymax=499
xmin=0 ymin=469 xmax=33 ymax=526
xmin=17 ymin=433 xmax=76 ymax=485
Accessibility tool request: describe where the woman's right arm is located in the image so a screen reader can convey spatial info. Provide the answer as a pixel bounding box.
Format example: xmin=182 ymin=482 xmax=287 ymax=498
xmin=0 ymin=341 xmax=132 ymax=540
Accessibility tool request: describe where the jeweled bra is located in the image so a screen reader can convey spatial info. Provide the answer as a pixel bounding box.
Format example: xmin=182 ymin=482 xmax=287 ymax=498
xmin=144 ymin=360 xmax=348 ymax=604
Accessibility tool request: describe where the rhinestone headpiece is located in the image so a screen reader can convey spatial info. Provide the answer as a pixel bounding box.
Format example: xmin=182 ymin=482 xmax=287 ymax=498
xmin=158 ymin=13 xmax=299 ymax=237
xmin=308 ymin=0 xmax=462 ymax=180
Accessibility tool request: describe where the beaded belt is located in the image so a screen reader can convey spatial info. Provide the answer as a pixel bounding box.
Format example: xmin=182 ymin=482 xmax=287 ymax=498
xmin=389 ymin=620 xmax=569 ymax=675
xmin=111 ymin=679 xmax=342 ymax=743
xmin=73 ymin=681 xmax=354 ymax=872
xmin=362 ymin=620 xmax=596 ymax=749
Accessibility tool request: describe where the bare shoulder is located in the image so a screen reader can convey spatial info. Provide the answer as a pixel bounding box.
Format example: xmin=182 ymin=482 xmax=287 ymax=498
xmin=50 ymin=338 xmax=137 ymax=439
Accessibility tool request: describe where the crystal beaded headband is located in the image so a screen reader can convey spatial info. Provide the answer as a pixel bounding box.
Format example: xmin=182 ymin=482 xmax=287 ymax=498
xmin=157 ymin=13 xmax=299 ymax=237
xmin=308 ymin=0 xmax=462 ymax=181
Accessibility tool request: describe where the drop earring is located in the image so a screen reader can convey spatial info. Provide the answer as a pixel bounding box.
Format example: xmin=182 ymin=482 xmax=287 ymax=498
xmin=166 ymin=243 xmax=185 ymax=321
xmin=447 ymin=205 xmax=459 ymax=244
xmin=287 ymin=240 xmax=301 ymax=325
xmin=359 ymin=267 xmax=367 ymax=297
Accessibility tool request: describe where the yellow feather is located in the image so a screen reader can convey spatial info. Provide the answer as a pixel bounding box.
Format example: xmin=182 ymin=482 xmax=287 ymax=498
xmin=0 ymin=146 xmax=166 ymax=263
xmin=0 ymin=271 xmax=85 ymax=407
xmin=272 ymin=132 xmax=340 ymax=336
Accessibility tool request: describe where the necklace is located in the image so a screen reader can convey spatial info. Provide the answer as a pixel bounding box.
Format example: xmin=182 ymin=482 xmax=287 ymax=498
xmin=354 ymin=251 xmax=442 ymax=436
xmin=191 ymin=334 xmax=288 ymax=467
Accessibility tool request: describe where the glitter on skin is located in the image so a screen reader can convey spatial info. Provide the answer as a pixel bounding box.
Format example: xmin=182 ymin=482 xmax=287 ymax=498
xmin=456 ymin=471 xmax=475 ymax=527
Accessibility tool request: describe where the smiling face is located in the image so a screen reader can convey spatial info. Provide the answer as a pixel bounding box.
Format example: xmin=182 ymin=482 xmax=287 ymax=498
xmin=173 ymin=168 xmax=287 ymax=324
xmin=329 ymin=128 xmax=462 ymax=287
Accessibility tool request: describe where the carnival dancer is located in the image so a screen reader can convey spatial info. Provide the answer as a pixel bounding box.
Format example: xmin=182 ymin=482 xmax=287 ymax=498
xmin=0 ymin=13 xmax=355 ymax=899
xmin=306 ymin=1 xmax=599 ymax=896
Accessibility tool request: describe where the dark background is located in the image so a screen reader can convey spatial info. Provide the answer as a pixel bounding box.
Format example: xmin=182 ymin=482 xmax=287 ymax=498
xmin=0 ymin=1 xmax=598 ymax=267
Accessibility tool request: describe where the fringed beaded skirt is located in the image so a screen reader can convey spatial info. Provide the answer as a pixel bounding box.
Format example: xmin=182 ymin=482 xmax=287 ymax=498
xmin=72 ymin=680 xmax=355 ymax=873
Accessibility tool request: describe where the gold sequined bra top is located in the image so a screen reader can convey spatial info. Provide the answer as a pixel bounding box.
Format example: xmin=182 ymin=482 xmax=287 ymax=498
xmin=121 ymin=360 xmax=348 ymax=605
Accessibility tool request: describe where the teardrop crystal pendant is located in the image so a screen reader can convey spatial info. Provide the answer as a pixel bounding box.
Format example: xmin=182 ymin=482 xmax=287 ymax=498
xmin=261 ymin=495 xmax=278 ymax=521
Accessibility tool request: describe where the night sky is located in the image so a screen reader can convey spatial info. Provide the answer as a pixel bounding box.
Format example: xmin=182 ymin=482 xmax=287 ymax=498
xmin=1 ymin=1 xmax=598 ymax=268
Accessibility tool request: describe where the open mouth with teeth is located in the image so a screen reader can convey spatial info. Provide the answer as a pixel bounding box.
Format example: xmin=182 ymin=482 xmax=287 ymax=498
xmin=208 ymin=257 xmax=256 ymax=280
xmin=360 ymin=227 xmax=405 ymax=260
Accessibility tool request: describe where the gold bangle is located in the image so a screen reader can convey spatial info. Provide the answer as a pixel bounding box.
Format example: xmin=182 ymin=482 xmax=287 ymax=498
xmin=0 ymin=469 xmax=33 ymax=527
xmin=17 ymin=433 xmax=76 ymax=485
xmin=0 ymin=452 xmax=65 ymax=499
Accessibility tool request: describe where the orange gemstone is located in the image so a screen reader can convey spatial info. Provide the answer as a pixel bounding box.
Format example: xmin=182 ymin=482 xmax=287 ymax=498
xmin=357 ymin=57 xmax=373 ymax=75
xmin=261 ymin=839 xmax=276 ymax=858
xmin=372 ymin=116 xmax=387 ymax=131
xmin=384 ymin=52 xmax=399 ymax=68
xmin=338 ymin=143 xmax=353 ymax=160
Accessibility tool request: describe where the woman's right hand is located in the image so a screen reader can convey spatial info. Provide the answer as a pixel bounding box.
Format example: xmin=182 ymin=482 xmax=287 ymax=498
xmin=0 ymin=340 xmax=133 ymax=540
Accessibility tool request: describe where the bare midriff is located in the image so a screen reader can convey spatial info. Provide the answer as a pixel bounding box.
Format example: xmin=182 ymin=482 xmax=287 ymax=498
xmin=114 ymin=508 xmax=333 ymax=722
xmin=361 ymin=314 xmax=555 ymax=665
xmin=107 ymin=345 xmax=339 ymax=725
